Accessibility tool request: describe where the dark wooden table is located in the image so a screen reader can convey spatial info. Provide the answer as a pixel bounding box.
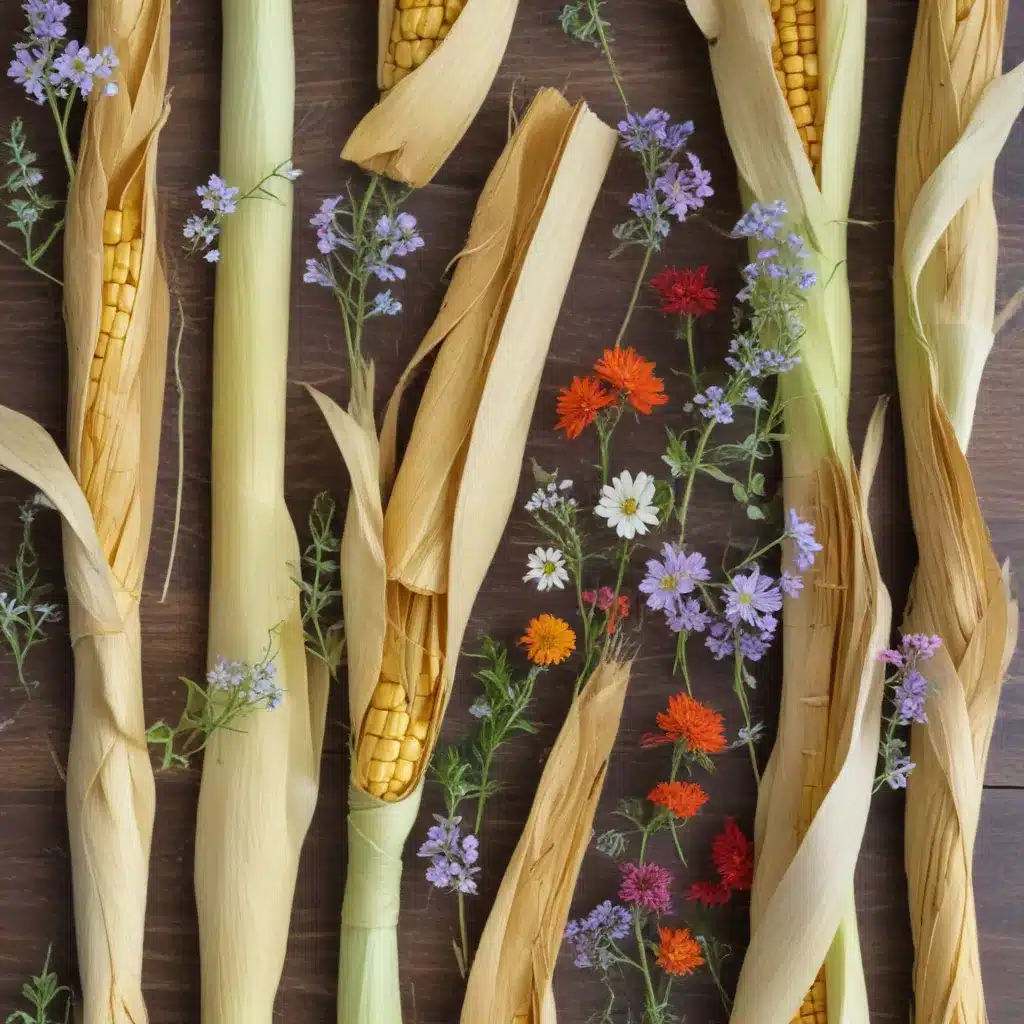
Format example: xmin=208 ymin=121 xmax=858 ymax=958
xmin=1 ymin=1 xmax=1023 ymax=1021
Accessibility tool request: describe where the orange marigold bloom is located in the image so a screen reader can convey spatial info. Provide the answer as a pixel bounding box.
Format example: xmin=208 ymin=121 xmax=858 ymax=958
xmin=594 ymin=346 xmax=668 ymax=415
xmin=655 ymin=927 xmax=704 ymax=977
xmin=642 ymin=692 xmax=727 ymax=754
xmin=648 ymin=780 xmax=708 ymax=820
xmin=520 ymin=614 xmax=576 ymax=666
xmin=555 ymin=375 xmax=614 ymax=439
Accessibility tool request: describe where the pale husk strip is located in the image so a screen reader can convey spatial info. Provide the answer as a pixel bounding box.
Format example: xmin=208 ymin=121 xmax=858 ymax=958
xmin=682 ymin=4 xmax=891 ymax=1022
xmin=311 ymin=87 xmax=614 ymax=1024
xmin=895 ymin=4 xmax=1022 ymax=1018
xmin=52 ymin=1 xmax=171 ymax=1019
xmin=192 ymin=1 xmax=328 ymax=1021
xmin=460 ymin=656 xmax=632 ymax=1024
xmin=341 ymin=0 xmax=519 ymax=186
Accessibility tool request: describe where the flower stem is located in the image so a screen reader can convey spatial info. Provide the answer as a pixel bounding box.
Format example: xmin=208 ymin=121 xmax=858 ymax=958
xmin=594 ymin=12 xmax=629 ymax=112
xmin=732 ymin=647 xmax=761 ymax=785
xmin=673 ymin=632 xmax=692 ymax=694
xmin=457 ymin=891 xmax=470 ymax=978
xmin=613 ymin=246 xmax=653 ymax=350
xmin=685 ymin=315 xmax=698 ymax=387
xmin=46 ymin=87 xmax=77 ymax=183
xmin=678 ymin=421 xmax=715 ymax=541
xmin=633 ymin=908 xmax=661 ymax=1018
xmin=704 ymin=948 xmax=732 ymax=1014
xmin=474 ymin=748 xmax=493 ymax=833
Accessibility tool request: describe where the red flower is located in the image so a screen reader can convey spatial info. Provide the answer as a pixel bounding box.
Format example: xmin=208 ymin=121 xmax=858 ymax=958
xmin=583 ymin=587 xmax=631 ymax=635
xmin=555 ymin=376 xmax=614 ymax=439
xmin=607 ymin=594 xmax=630 ymax=635
xmin=650 ymin=265 xmax=719 ymax=317
xmin=594 ymin=346 xmax=668 ymax=415
xmin=711 ymin=818 xmax=753 ymax=892
xmin=685 ymin=880 xmax=732 ymax=907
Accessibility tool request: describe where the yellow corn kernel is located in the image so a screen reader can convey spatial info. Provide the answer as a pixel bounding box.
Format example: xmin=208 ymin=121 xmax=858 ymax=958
xmin=769 ymin=0 xmax=822 ymax=175
xmin=102 ymin=210 xmax=122 ymax=245
xmin=364 ymin=706 xmax=388 ymax=736
xmin=791 ymin=974 xmax=827 ymax=1023
xmin=384 ymin=0 xmax=461 ymax=91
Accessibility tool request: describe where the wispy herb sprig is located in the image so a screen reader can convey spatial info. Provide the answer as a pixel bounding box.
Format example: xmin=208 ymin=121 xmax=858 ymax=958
xmin=6 ymin=947 xmax=71 ymax=1024
xmin=146 ymin=632 xmax=284 ymax=770
xmin=0 ymin=498 xmax=61 ymax=699
xmin=297 ymin=492 xmax=344 ymax=676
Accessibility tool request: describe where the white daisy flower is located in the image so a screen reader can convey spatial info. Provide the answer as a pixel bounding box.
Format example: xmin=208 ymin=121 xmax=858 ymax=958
xmin=595 ymin=470 xmax=659 ymax=539
xmin=523 ymin=547 xmax=569 ymax=591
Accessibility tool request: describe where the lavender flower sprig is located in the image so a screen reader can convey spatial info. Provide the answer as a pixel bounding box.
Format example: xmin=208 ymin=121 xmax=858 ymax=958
xmin=146 ymin=633 xmax=285 ymax=770
xmin=295 ymin=492 xmax=344 ymax=676
xmin=3 ymin=2 xmax=120 ymax=283
xmin=875 ymin=632 xmax=943 ymax=791
xmin=303 ymin=175 xmax=422 ymax=382
xmin=183 ymin=161 xmax=302 ymax=264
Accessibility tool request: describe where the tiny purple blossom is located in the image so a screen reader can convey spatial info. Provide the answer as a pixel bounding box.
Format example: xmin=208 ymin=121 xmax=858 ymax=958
xmin=787 ymin=508 xmax=823 ymax=570
xmin=24 ymin=0 xmax=71 ymax=41
xmin=655 ymin=152 xmax=713 ymax=221
xmin=418 ymin=815 xmax=481 ymax=895
xmin=779 ymin=571 xmax=804 ymax=598
xmin=639 ymin=544 xmax=710 ymax=611
xmin=196 ymin=174 xmax=240 ymax=216
xmin=878 ymin=648 xmax=904 ymax=668
xmin=628 ymin=189 xmax=656 ymax=218
xmin=203 ymin=249 xmax=220 ymax=263
xmin=50 ymin=41 xmax=118 ymax=98
xmin=743 ymin=386 xmax=766 ymax=409
xmin=667 ymin=597 xmax=710 ymax=635
xmin=723 ymin=566 xmax=783 ymax=628
xmin=705 ymin=620 xmax=734 ymax=660
xmin=617 ymin=108 xmax=670 ymax=152
xmin=693 ymin=385 xmax=733 ymax=425
xmin=8 ymin=47 xmax=48 ymax=103
xmin=370 ymin=290 xmax=402 ymax=317
xmin=303 ymin=258 xmax=333 ymax=288
xmin=663 ymin=120 xmax=695 ymax=151
xmin=884 ymin=756 xmax=915 ymax=790
xmin=733 ymin=200 xmax=787 ymax=241
xmin=738 ymin=629 xmax=773 ymax=662
xmin=893 ymin=669 xmax=929 ymax=725
xmin=565 ymin=901 xmax=632 ymax=971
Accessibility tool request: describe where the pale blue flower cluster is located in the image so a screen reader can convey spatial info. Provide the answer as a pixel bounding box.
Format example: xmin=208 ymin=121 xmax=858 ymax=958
xmin=417 ymin=816 xmax=481 ymax=895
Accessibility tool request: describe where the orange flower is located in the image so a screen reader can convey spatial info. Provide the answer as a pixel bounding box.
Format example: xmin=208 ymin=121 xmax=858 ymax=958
xmin=642 ymin=692 xmax=727 ymax=754
xmin=648 ymin=780 xmax=708 ymax=820
xmin=655 ymin=927 xmax=704 ymax=976
xmin=607 ymin=593 xmax=630 ymax=635
xmin=594 ymin=346 xmax=668 ymax=415
xmin=555 ymin=375 xmax=614 ymax=439
xmin=520 ymin=615 xmax=576 ymax=666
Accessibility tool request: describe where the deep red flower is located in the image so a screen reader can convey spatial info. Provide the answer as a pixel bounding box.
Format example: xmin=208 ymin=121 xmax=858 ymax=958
xmin=650 ymin=265 xmax=719 ymax=317
xmin=685 ymin=880 xmax=732 ymax=907
xmin=711 ymin=818 xmax=753 ymax=892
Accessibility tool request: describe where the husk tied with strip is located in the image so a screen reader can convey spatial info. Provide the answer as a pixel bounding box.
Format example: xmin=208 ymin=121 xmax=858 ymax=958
xmin=684 ymin=4 xmax=891 ymax=1023
xmin=312 ymin=87 xmax=614 ymax=1024
xmin=192 ymin=1 xmax=328 ymax=1021
xmin=342 ymin=0 xmax=520 ymax=186
xmin=460 ymin=655 xmax=632 ymax=1024
xmin=894 ymin=3 xmax=1022 ymax=1020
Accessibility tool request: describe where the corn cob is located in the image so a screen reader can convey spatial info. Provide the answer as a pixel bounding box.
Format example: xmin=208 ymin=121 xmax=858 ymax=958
xmin=382 ymin=0 xmax=465 ymax=90
xmin=770 ymin=0 xmax=823 ymax=171
xmin=355 ymin=590 xmax=443 ymax=800
xmin=81 ymin=195 xmax=144 ymax=565
xmin=794 ymin=977 xmax=827 ymax=1023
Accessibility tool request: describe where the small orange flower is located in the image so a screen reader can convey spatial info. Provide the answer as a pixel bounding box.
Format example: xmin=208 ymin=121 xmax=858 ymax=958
xmin=520 ymin=614 xmax=576 ymax=666
xmin=606 ymin=594 xmax=630 ymax=635
xmin=648 ymin=780 xmax=708 ymax=820
xmin=642 ymin=692 xmax=727 ymax=754
xmin=555 ymin=375 xmax=614 ymax=439
xmin=594 ymin=346 xmax=668 ymax=415
xmin=655 ymin=927 xmax=704 ymax=977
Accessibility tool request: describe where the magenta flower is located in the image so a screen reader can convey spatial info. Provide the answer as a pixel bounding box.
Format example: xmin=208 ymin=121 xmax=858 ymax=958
xmin=618 ymin=861 xmax=672 ymax=914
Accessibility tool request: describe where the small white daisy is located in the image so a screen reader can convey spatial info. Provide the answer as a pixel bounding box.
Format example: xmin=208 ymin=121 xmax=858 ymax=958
xmin=595 ymin=470 xmax=659 ymax=539
xmin=523 ymin=547 xmax=569 ymax=591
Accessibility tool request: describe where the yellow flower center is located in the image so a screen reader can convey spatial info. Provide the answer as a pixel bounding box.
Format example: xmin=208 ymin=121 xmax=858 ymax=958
xmin=739 ymin=592 xmax=752 ymax=605
xmin=621 ymin=497 xmax=638 ymax=515
xmin=543 ymin=561 xmax=556 ymax=575
xmin=661 ymin=574 xmax=677 ymax=591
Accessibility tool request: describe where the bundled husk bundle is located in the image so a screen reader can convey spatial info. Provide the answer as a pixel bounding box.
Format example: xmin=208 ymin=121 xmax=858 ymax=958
xmin=683 ymin=3 xmax=891 ymax=1022
xmin=460 ymin=655 xmax=632 ymax=1024
xmin=894 ymin=3 xmax=1022 ymax=1020
xmin=341 ymin=0 xmax=519 ymax=186
xmin=0 ymin=1 xmax=171 ymax=1019
xmin=192 ymin=0 xmax=329 ymax=1021
xmin=311 ymin=87 xmax=614 ymax=1024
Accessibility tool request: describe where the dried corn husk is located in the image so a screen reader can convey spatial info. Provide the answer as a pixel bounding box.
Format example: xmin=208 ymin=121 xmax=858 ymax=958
xmin=341 ymin=0 xmax=519 ymax=186
xmin=460 ymin=656 xmax=632 ymax=1024
xmin=311 ymin=87 xmax=614 ymax=1024
xmin=895 ymin=3 xmax=1023 ymax=1019
xmin=192 ymin=1 xmax=329 ymax=1021
xmin=683 ymin=4 xmax=891 ymax=1022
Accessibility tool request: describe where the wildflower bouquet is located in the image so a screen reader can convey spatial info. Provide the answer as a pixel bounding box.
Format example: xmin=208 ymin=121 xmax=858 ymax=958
xmin=683 ymin=3 xmax=892 ymax=1020
xmin=342 ymin=0 xmax=519 ymax=187
xmin=0 ymin=1 xmax=171 ymax=1020
xmin=894 ymin=2 xmax=1023 ymax=1019
xmin=310 ymin=87 xmax=615 ymax=1024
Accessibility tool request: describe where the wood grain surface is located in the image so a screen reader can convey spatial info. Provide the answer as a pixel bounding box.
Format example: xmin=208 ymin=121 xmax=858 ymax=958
xmin=0 ymin=1 xmax=1022 ymax=1022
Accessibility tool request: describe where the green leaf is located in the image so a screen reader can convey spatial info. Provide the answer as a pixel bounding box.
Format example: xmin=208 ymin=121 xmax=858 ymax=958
xmin=746 ymin=503 xmax=766 ymax=521
xmin=700 ymin=465 xmax=740 ymax=486
xmin=750 ymin=472 xmax=766 ymax=497
xmin=742 ymin=665 xmax=759 ymax=690
xmin=731 ymin=483 xmax=748 ymax=504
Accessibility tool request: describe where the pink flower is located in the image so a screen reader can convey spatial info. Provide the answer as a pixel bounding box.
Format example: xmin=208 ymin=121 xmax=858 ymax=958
xmin=618 ymin=861 xmax=673 ymax=914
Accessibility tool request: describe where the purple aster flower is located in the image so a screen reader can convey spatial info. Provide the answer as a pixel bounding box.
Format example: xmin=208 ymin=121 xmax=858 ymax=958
xmin=733 ymin=199 xmax=787 ymax=241
xmin=565 ymin=901 xmax=631 ymax=971
xmin=50 ymin=41 xmax=118 ymax=97
xmin=418 ymin=815 xmax=481 ymax=895
xmin=196 ymin=173 xmax=240 ymax=216
xmin=370 ymin=290 xmax=402 ymax=316
xmin=639 ymin=544 xmax=710 ymax=611
xmin=303 ymin=258 xmax=334 ymax=288
xmin=617 ymin=108 xmax=671 ymax=152
xmin=723 ymin=565 xmax=783 ymax=628
xmin=779 ymin=571 xmax=804 ymax=598
xmin=618 ymin=861 xmax=672 ymax=914
xmin=24 ymin=0 xmax=71 ymax=41
xmin=705 ymin=620 xmax=734 ymax=660
xmin=884 ymin=756 xmax=915 ymax=790
xmin=8 ymin=46 xmax=48 ymax=103
xmin=667 ymin=597 xmax=710 ymax=635
xmin=893 ymin=669 xmax=929 ymax=725
xmin=655 ymin=152 xmax=713 ymax=222
xmin=787 ymin=508 xmax=823 ymax=570
xmin=693 ymin=385 xmax=733 ymax=425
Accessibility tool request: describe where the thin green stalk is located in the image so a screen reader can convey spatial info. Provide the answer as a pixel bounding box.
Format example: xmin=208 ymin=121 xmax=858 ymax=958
xmin=678 ymin=421 xmax=715 ymax=540
xmin=633 ymin=908 xmax=660 ymax=1018
xmin=45 ymin=89 xmax=76 ymax=182
xmin=457 ymin=891 xmax=470 ymax=979
xmin=673 ymin=631 xmax=692 ymax=694
xmin=732 ymin=647 xmax=760 ymax=785
xmin=705 ymin=951 xmax=731 ymax=1015
xmin=0 ymin=237 xmax=64 ymax=286
xmin=594 ymin=15 xmax=629 ymax=111
xmin=474 ymin=747 xmax=494 ymax=833
xmin=685 ymin=315 xmax=697 ymax=386
xmin=612 ymin=246 xmax=653 ymax=350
